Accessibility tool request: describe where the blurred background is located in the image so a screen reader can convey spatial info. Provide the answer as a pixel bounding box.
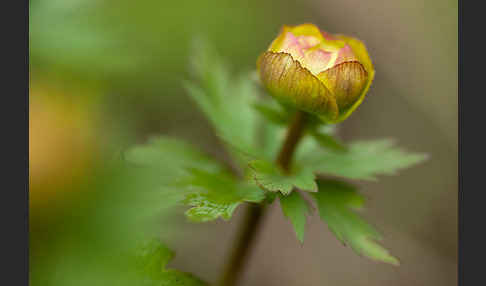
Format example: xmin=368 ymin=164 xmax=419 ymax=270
xmin=29 ymin=0 xmax=457 ymax=285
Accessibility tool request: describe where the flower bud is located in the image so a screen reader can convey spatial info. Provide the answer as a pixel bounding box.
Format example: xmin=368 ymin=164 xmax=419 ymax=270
xmin=257 ymin=24 xmax=374 ymax=123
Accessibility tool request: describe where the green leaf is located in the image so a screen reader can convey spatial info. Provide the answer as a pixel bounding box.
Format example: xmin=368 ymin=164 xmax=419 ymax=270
xmin=159 ymin=269 xmax=207 ymax=286
xmin=183 ymin=169 xmax=265 ymax=222
xmin=300 ymin=139 xmax=428 ymax=180
xmin=184 ymin=193 xmax=240 ymax=222
xmin=254 ymin=118 xmax=285 ymax=162
xmin=279 ymin=191 xmax=310 ymax=243
xmin=252 ymin=101 xmax=290 ymax=125
xmin=184 ymin=43 xmax=259 ymax=158
xmin=137 ymin=239 xmax=174 ymax=280
xmin=137 ymin=239 xmax=207 ymax=286
xmin=310 ymin=130 xmax=348 ymax=152
xmin=312 ymin=179 xmax=399 ymax=265
xmin=184 ymin=77 xmax=259 ymax=156
xmin=124 ymin=136 xmax=223 ymax=181
xmin=125 ymin=136 xmax=266 ymax=222
xmin=124 ymin=136 xmax=236 ymax=221
xmin=184 ymin=41 xmax=282 ymax=164
xmin=313 ymin=123 xmax=338 ymax=135
xmin=248 ymin=159 xmax=317 ymax=195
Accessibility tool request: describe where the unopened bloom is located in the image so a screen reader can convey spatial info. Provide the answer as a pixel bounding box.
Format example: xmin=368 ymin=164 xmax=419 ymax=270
xmin=257 ymin=24 xmax=374 ymax=123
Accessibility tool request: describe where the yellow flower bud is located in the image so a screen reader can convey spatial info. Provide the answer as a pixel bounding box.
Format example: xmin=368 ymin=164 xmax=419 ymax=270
xmin=257 ymin=24 xmax=374 ymax=123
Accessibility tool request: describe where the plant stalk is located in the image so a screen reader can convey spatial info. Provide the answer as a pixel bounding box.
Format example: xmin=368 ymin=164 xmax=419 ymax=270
xmin=217 ymin=203 xmax=265 ymax=286
xmin=217 ymin=111 xmax=307 ymax=286
xmin=276 ymin=110 xmax=307 ymax=172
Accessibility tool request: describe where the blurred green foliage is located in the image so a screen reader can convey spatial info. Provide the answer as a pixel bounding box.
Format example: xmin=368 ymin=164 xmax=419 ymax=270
xmin=125 ymin=136 xmax=265 ymax=223
xmin=30 ymin=161 xmax=187 ymax=285
xmin=29 ymin=0 xmax=432 ymax=283
xmin=29 ymin=0 xmax=317 ymax=150
xmin=136 ymin=239 xmax=207 ymax=285
xmin=297 ymin=139 xmax=428 ymax=180
xmin=30 ymin=0 xmax=312 ymax=92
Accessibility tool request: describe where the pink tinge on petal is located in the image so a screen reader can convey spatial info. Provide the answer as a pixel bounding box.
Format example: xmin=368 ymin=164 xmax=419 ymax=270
xmin=280 ymin=32 xmax=306 ymax=61
xmin=296 ymin=35 xmax=321 ymax=49
xmin=277 ymin=31 xmax=357 ymax=75
xmin=279 ymin=32 xmax=334 ymax=75
xmin=280 ymin=32 xmax=299 ymax=48
xmin=334 ymin=45 xmax=357 ymax=66
xmin=301 ymin=49 xmax=333 ymax=75
xmin=321 ymin=31 xmax=336 ymax=41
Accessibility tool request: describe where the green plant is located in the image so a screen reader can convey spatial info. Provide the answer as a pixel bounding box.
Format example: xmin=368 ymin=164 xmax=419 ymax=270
xmin=125 ymin=27 xmax=427 ymax=286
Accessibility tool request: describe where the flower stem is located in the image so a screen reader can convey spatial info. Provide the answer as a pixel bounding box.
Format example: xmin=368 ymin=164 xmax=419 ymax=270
xmin=217 ymin=203 xmax=265 ymax=286
xmin=276 ymin=110 xmax=307 ymax=172
xmin=217 ymin=111 xmax=307 ymax=286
